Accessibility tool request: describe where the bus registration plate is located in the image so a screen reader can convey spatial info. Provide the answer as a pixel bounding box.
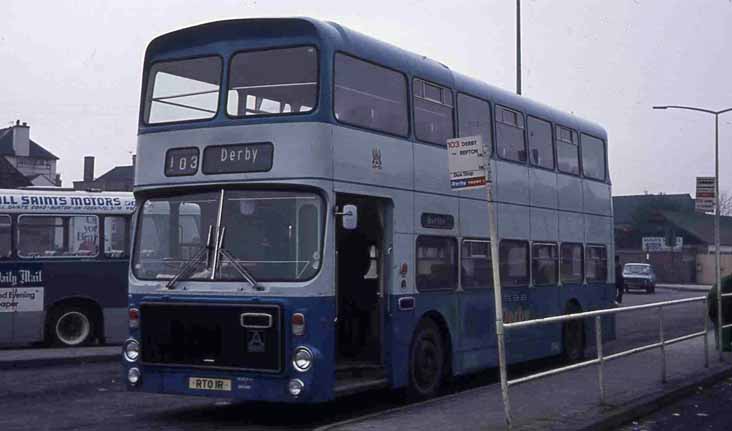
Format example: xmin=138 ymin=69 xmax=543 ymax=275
xmin=188 ymin=377 xmax=232 ymax=391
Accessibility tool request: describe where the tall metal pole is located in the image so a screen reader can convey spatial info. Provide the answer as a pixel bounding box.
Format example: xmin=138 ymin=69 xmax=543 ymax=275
xmin=516 ymin=0 xmax=522 ymax=95
xmin=486 ymin=159 xmax=512 ymax=428
xmin=716 ymin=113 xmax=723 ymax=359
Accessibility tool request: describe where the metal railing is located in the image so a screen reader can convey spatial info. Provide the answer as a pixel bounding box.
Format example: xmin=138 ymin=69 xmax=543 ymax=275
xmin=501 ymin=295 xmax=714 ymax=425
xmin=722 ymin=293 xmax=732 ymax=336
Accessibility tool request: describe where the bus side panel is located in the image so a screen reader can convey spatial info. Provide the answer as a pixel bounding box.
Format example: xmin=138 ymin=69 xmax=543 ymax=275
xmin=44 ymin=260 xmax=128 ymax=309
xmin=0 ymin=312 xmax=11 ymax=343
xmin=386 ymin=294 xmax=414 ymax=388
xmin=456 ymin=288 xmax=496 ymax=375
xmin=503 ymin=286 xmax=562 ymax=364
xmin=386 ymin=291 xmax=460 ymax=388
xmin=103 ymin=307 xmax=128 ymax=342
xmin=43 ymin=259 xmax=129 ymax=343
xmin=0 ymin=262 xmax=44 ymax=344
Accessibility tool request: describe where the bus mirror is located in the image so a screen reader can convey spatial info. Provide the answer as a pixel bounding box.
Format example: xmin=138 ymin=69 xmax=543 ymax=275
xmin=342 ymin=204 xmax=358 ymax=230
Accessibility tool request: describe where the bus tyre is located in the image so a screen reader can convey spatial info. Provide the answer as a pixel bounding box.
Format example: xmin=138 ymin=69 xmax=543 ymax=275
xmin=407 ymin=319 xmax=445 ymax=400
xmin=48 ymin=306 xmax=95 ymax=347
xmin=562 ymin=318 xmax=585 ymax=363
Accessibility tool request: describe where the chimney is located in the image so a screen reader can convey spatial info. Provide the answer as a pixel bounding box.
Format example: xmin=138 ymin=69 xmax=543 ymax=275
xmin=83 ymin=156 xmax=95 ymax=182
xmin=11 ymin=120 xmax=30 ymax=157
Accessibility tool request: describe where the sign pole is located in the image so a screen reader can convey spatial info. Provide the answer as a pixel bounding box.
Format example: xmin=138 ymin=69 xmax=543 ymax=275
xmin=487 ymin=172 xmax=512 ymax=429
xmin=446 ymin=135 xmax=511 ymax=428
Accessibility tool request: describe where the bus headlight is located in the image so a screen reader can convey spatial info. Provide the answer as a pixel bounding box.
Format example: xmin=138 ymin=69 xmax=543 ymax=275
xmin=288 ymin=378 xmax=304 ymax=397
xmin=128 ymin=367 xmax=141 ymax=385
xmin=123 ymin=339 xmax=140 ymax=362
xmin=292 ymin=347 xmax=313 ymax=372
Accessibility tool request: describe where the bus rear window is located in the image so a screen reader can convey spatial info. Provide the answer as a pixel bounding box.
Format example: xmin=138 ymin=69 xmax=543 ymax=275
xmin=227 ymin=46 xmax=318 ymax=117
xmin=144 ymin=56 xmax=222 ymax=124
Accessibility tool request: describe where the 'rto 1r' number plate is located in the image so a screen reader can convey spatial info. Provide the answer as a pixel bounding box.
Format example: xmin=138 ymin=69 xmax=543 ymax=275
xmin=188 ymin=377 xmax=232 ymax=391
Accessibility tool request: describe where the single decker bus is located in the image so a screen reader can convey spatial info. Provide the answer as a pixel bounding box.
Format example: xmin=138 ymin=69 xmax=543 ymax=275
xmin=124 ymin=18 xmax=615 ymax=402
xmin=0 ymin=188 xmax=135 ymax=347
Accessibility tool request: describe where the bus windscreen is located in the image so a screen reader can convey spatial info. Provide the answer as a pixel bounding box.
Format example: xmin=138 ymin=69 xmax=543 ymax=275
xmin=133 ymin=190 xmax=323 ymax=283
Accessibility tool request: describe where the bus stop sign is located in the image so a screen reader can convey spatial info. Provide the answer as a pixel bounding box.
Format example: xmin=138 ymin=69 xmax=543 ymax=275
xmin=447 ymin=136 xmax=489 ymax=190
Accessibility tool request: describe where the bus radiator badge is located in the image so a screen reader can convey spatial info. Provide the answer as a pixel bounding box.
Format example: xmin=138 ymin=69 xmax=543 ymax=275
xmin=247 ymin=330 xmax=266 ymax=353
xmin=372 ymin=148 xmax=382 ymax=170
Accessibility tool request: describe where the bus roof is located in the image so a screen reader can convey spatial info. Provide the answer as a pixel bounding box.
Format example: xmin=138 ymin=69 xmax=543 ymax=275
xmin=144 ymin=17 xmax=606 ymax=139
xmin=0 ymin=189 xmax=135 ymax=215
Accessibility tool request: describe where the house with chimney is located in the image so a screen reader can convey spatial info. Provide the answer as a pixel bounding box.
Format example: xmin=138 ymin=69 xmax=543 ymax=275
xmin=0 ymin=120 xmax=61 ymax=187
xmin=73 ymin=155 xmax=135 ymax=192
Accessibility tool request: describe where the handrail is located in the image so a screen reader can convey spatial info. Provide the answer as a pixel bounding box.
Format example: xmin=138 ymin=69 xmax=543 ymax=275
xmin=500 ymin=293 xmax=714 ymax=428
xmin=504 ymin=296 xmax=706 ymax=330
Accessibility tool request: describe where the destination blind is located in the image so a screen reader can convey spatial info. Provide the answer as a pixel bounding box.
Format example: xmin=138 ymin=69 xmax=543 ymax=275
xmin=202 ymin=142 xmax=274 ymax=174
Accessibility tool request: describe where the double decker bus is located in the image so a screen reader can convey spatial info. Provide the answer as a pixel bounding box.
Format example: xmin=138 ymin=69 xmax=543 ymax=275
xmin=0 ymin=189 xmax=135 ymax=347
xmin=124 ymin=18 xmax=615 ymax=402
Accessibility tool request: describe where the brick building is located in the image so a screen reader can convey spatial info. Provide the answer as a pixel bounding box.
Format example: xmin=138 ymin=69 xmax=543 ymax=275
xmin=614 ymin=193 xmax=732 ymax=284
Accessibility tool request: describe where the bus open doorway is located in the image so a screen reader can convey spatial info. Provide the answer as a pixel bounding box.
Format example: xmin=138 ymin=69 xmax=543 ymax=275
xmin=335 ymin=194 xmax=389 ymax=395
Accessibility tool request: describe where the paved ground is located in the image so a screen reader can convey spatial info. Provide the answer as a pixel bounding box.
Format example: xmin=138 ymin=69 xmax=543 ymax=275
xmin=618 ymin=376 xmax=732 ymax=431
xmin=0 ymin=288 xmax=719 ymax=431
xmin=0 ymin=345 xmax=119 ymax=369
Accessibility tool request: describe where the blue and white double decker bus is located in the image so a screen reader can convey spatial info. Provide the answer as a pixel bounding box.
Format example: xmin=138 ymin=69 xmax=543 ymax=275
xmin=0 ymin=189 xmax=135 ymax=347
xmin=124 ymin=18 xmax=615 ymax=402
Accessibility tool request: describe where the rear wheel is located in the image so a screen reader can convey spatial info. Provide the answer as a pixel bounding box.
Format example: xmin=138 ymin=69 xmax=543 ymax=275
xmin=48 ymin=306 xmax=95 ymax=347
xmin=562 ymin=316 xmax=585 ymax=363
xmin=407 ymin=319 xmax=445 ymax=399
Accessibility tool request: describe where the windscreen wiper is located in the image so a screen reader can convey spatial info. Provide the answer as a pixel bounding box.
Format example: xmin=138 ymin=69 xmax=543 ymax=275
xmin=214 ymin=226 xmax=262 ymax=290
xmin=166 ymin=225 xmax=214 ymax=290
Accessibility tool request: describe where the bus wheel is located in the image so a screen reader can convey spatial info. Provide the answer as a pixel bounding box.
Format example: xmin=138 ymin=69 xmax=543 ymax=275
xmin=562 ymin=318 xmax=585 ymax=363
xmin=49 ymin=306 xmax=95 ymax=347
xmin=407 ymin=319 xmax=445 ymax=399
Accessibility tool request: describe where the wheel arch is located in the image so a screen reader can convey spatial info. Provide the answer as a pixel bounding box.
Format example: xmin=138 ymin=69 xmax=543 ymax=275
xmin=417 ymin=309 xmax=455 ymax=378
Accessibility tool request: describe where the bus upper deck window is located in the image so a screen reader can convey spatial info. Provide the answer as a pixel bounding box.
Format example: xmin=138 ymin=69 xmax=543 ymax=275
xmin=227 ymin=46 xmax=318 ymax=117
xmin=144 ymin=56 xmax=222 ymax=125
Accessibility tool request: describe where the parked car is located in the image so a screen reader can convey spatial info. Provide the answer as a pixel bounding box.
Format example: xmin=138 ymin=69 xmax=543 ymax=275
xmin=622 ymin=263 xmax=657 ymax=293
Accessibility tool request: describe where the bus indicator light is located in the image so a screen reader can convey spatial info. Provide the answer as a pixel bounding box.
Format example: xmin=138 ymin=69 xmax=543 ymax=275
xmin=129 ymin=308 xmax=140 ymax=329
xmin=292 ymin=313 xmax=305 ymax=336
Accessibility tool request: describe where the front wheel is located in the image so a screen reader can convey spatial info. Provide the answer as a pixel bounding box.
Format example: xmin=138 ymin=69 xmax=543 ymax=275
xmin=48 ymin=306 xmax=95 ymax=347
xmin=407 ymin=319 xmax=445 ymax=399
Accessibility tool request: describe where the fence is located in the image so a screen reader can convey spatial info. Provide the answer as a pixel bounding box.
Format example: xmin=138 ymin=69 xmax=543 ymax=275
xmin=500 ymin=295 xmax=716 ymax=429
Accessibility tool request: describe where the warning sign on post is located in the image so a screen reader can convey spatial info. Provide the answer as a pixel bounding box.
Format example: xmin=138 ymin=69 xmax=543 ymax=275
xmin=447 ymin=136 xmax=489 ymax=191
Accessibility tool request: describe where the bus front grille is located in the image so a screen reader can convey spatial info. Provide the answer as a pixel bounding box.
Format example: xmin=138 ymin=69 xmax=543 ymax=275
xmin=139 ymin=302 xmax=282 ymax=372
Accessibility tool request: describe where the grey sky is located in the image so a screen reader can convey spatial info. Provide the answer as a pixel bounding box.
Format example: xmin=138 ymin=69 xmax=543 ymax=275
xmin=0 ymin=0 xmax=730 ymax=196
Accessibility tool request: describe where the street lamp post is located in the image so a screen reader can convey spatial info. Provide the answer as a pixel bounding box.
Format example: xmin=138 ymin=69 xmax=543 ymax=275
xmin=654 ymin=105 xmax=732 ymax=359
xmin=516 ymin=0 xmax=522 ymax=95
